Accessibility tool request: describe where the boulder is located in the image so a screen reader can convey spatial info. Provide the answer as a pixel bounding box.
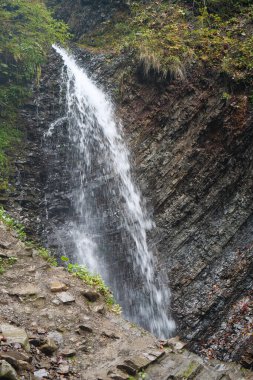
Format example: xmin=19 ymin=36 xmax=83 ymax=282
xmin=0 ymin=324 xmax=30 ymax=352
xmin=0 ymin=351 xmax=31 ymax=369
xmin=0 ymin=360 xmax=19 ymax=380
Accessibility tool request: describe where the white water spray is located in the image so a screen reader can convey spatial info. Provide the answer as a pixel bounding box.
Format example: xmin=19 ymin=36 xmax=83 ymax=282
xmin=49 ymin=45 xmax=175 ymax=338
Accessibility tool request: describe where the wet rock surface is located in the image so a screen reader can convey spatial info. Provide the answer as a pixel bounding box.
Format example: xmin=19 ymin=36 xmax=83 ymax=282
xmin=118 ymin=70 xmax=253 ymax=365
xmin=0 ymin=221 xmax=252 ymax=380
xmin=10 ymin=45 xmax=253 ymax=366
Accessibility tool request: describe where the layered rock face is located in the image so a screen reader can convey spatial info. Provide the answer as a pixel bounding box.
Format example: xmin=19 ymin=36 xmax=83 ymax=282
xmin=118 ymin=69 xmax=253 ymax=364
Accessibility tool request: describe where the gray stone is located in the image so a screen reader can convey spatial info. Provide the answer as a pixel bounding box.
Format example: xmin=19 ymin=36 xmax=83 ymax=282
xmin=34 ymin=368 xmax=49 ymax=379
xmin=124 ymin=357 xmax=151 ymax=370
xmin=167 ymin=336 xmax=187 ymax=350
xmin=0 ymin=351 xmax=31 ymax=369
xmin=116 ymin=363 xmax=136 ymax=376
xmin=47 ymin=331 xmax=63 ymax=345
xmin=57 ymin=363 xmax=70 ymax=374
xmin=57 ymin=292 xmax=75 ymax=304
xmin=0 ymin=360 xmax=19 ymax=380
xmin=0 ymin=241 xmax=12 ymax=250
xmin=102 ymin=330 xmax=120 ymax=339
xmin=52 ymin=298 xmax=61 ymax=305
xmin=61 ymin=348 xmax=76 ymax=357
xmin=92 ymin=304 xmax=106 ymax=314
xmin=0 ymin=324 xmax=30 ymax=352
xmin=142 ymin=351 xmax=165 ymax=363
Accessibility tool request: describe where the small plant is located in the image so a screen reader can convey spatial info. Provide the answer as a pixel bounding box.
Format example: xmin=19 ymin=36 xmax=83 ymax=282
xmin=222 ymin=92 xmax=231 ymax=101
xmin=128 ymin=370 xmax=147 ymax=380
xmin=0 ymin=256 xmax=18 ymax=275
xmin=38 ymin=247 xmax=57 ymax=266
xmin=0 ymin=207 xmax=26 ymax=241
xmin=0 ymin=206 xmax=57 ymax=266
xmin=61 ymin=256 xmax=121 ymax=313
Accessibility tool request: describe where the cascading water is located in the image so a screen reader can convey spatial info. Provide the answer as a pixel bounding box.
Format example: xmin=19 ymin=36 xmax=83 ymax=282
xmin=45 ymin=45 xmax=175 ymax=338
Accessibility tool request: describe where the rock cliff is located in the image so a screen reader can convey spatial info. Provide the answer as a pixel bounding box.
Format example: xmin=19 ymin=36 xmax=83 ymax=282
xmin=4 ymin=0 xmax=253 ymax=371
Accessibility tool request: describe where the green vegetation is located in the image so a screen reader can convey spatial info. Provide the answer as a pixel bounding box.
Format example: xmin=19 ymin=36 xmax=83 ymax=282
xmin=0 ymin=0 xmax=69 ymax=187
xmin=61 ymin=256 xmax=121 ymax=313
xmin=0 ymin=206 xmax=26 ymax=240
xmin=128 ymin=370 xmax=147 ymax=380
xmin=37 ymin=246 xmax=57 ymax=266
xmin=79 ymin=0 xmax=253 ymax=81
xmin=0 ymin=206 xmax=57 ymax=265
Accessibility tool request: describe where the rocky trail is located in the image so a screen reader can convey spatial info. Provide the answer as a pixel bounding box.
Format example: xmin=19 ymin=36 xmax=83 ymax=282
xmin=0 ymin=221 xmax=252 ymax=380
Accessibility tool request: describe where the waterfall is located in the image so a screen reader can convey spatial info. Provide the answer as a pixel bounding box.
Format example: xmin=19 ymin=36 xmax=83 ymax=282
xmin=46 ymin=45 xmax=175 ymax=338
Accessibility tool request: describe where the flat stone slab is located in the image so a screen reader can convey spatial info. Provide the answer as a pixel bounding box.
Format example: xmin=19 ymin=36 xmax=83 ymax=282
xmin=8 ymin=284 xmax=40 ymax=297
xmin=50 ymin=281 xmax=68 ymax=293
xmin=0 ymin=324 xmax=30 ymax=352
